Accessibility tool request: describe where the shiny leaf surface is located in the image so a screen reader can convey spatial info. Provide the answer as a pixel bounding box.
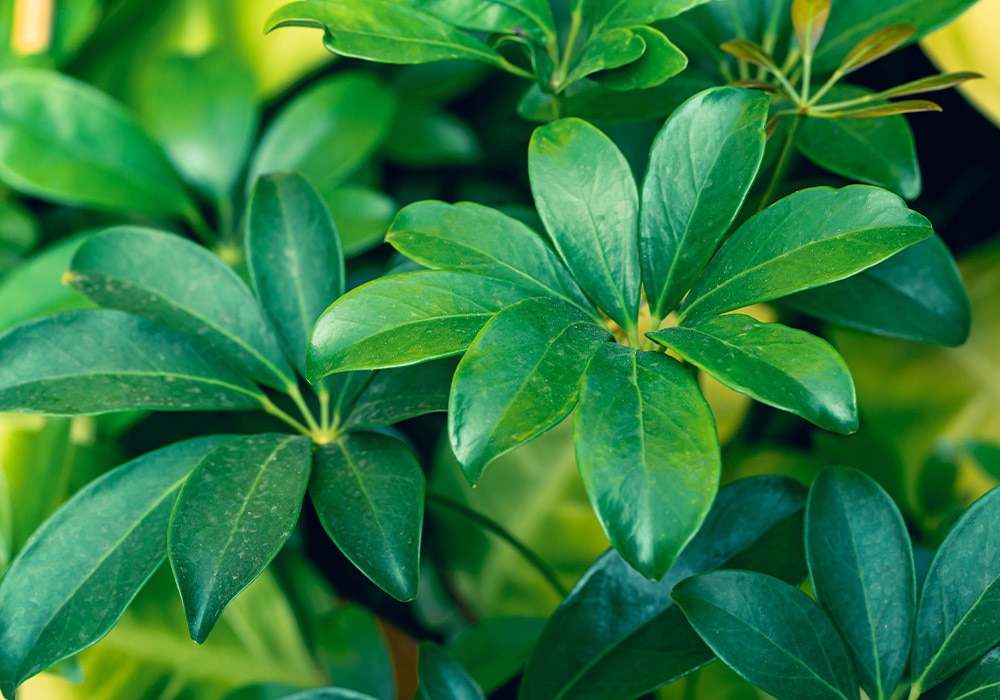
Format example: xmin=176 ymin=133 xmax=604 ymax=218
xmin=418 ymin=642 xmax=485 ymax=700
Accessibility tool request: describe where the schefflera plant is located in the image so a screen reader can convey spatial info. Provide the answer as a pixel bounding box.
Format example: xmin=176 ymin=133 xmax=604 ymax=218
xmin=0 ymin=173 xmax=450 ymax=697
xmin=307 ymin=84 xmax=947 ymax=579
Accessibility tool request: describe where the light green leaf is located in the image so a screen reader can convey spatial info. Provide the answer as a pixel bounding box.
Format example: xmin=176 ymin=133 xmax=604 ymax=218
xmin=0 ymin=233 xmax=92 ymax=333
xmin=529 ymin=118 xmax=640 ymax=332
xmin=680 ymin=185 xmax=934 ymax=320
xmin=325 ymin=186 xmax=397 ymax=258
xmin=418 ymin=642 xmax=485 ymax=700
xmin=648 ymin=314 xmax=857 ymax=433
xmin=575 ymin=343 xmax=719 ymax=579
xmin=69 ymin=226 xmax=295 ymax=390
xmin=948 ymin=647 xmax=1000 ymax=699
xmin=587 ymin=0 xmax=714 ymax=33
xmin=640 ymin=86 xmax=769 ymax=317
xmin=344 ymin=358 xmax=457 ymax=430
xmin=169 ymin=434 xmax=312 ymax=643
xmin=451 ymin=297 xmax=612 ymax=484
xmin=406 ymin=0 xmax=555 ymax=40
xmin=565 ymin=28 xmax=645 ymax=85
xmin=310 ymin=432 xmax=425 ymax=601
xmin=0 ymin=435 xmax=234 ymax=697
xmin=0 ymin=310 xmax=265 ymax=415
xmin=314 ymin=604 xmax=395 ymax=700
xmin=592 ymin=26 xmax=687 ymax=91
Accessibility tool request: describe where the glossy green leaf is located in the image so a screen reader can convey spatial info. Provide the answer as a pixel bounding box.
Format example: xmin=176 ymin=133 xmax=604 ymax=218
xmin=783 ymin=235 xmax=970 ymax=346
xmin=344 ymin=358 xmax=456 ymax=430
xmin=387 ymin=200 xmax=595 ymax=313
xmin=314 ymin=604 xmax=394 ymax=700
xmin=565 ymin=29 xmax=645 ymax=85
xmin=307 ymin=270 xmax=533 ymax=378
xmin=0 ymin=435 xmax=234 ymax=696
xmin=282 ymin=690 xmax=380 ymax=700
xmin=384 ymin=101 xmax=481 ymax=166
xmin=136 ymin=48 xmax=258 ymax=200
xmin=69 ymin=226 xmax=295 ymax=390
xmin=912 ymin=486 xmax=1000 ymax=694
xmin=0 ymin=309 xmax=265 ymax=415
xmin=673 ymin=571 xmax=859 ymax=700
xmin=0 ymin=233 xmax=92 ymax=333
xmin=418 ymin=642 xmax=485 ymax=700
xmin=451 ymin=297 xmax=611 ymax=485
xmin=806 ymin=467 xmax=915 ymax=700
xmin=169 ymin=434 xmax=312 ymax=643
xmin=592 ymin=26 xmax=687 ymax=91
xmin=408 ymin=0 xmax=554 ymax=40
xmin=949 ymin=647 xmax=1000 ymax=699
xmin=311 ymin=432 xmax=424 ymax=601
xmin=792 ymin=0 xmax=831 ymax=55
xmin=649 ymin=314 xmax=857 ymax=433
xmin=798 ymin=87 xmax=920 ymax=199
xmin=520 ymin=475 xmax=808 ymax=700
xmin=680 ymin=185 xmax=934 ymax=320
xmin=529 ymin=118 xmax=640 ymax=331
xmin=266 ymin=1 xmax=509 ymax=69
xmin=449 ymin=617 xmax=545 ymax=694
xmin=587 ymin=0 xmax=714 ymax=32
xmin=575 ymin=343 xmax=719 ymax=579
xmin=325 ymin=186 xmax=397 ymax=258
xmin=0 ymin=69 xmax=195 ymax=219
xmin=248 ymin=72 xmax=397 ymax=193
xmin=640 ymin=86 xmax=769 ymax=317
xmin=247 ymin=173 xmax=344 ymax=378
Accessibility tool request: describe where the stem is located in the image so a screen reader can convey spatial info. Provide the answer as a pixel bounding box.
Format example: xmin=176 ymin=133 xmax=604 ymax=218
xmin=498 ymin=58 xmax=536 ymax=80
xmin=757 ymin=115 xmax=802 ymax=212
xmin=216 ymin=195 xmax=235 ymax=243
xmin=259 ymin=396 xmax=312 ymax=436
xmin=808 ymin=68 xmax=844 ymax=106
xmin=801 ymin=47 xmax=813 ymax=103
xmin=907 ymin=685 xmax=920 ymax=700
xmin=318 ymin=384 xmax=331 ymax=434
xmin=287 ymin=384 xmax=322 ymax=435
xmin=554 ymin=9 xmax=584 ymax=90
xmin=427 ymin=493 xmax=569 ymax=598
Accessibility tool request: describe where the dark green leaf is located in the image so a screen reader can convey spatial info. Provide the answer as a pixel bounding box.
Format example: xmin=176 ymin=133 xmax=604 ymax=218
xmin=418 ymin=642 xmax=485 ymax=700
xmin=836 ymin=24 xmax=917 ymax=75
xmin=247 ymin=173 xmax=344 ymax=377
xmin=307 ymin=270 xmax=534 ymax=378
xmin=913 ymin=486 xmax=1000 ymax=694
xmin=949 ymin=647 xmax=1000 ymax=699
xmin=451 ymin=297 xmax=611 ymax=484
xmin=529 ymin=118 xmax=640 ymax=332
xmin=649 ymin=314 xmax=857 ymax=433
xmin=345 ymin=358 xmax=457 ymax=430
xmin=564 ymin=28 xmax=645 ymax=85
xmin=282 ymin=690 xmax=380 ymax=700
xmin=680 ymin=185 xmax=934 ymax=319
xmin=449 ymin=617 xmax=545 ymax=695
xmin=782 ymin=235 xmax=970 ymax=346
xmin=640 ymin=86 xmax=769 ymax=317
xmin=592 ymin=26 xmax=687 ymax=91
xmin=169 ymin=434 xmax=312 ymax=643
xmin=314 ymin=604 xmax=395 ymax=700
xmin=672 ymin=571 xmax=859 ymax=700
xmin=806 ymin=467 xmax=915 ymax=700
xmin=575 ymin=343 xmax=719 ymax=579
xmin=586 ymin=0 xmax=714 ymax=32
xmin=325 ymin=186 xmax=397 ymax=258
xmin=385 ymin=101 xmax=481 ymax=166
xmin=0 ymin=435 xmax=234 ymax=696
xmin=0 ymin=69 xmax=195 ymax=219
xmin=792 ymin=0 xmax=831 ymax=55
xmin=520 ymin=475 xmax=808 ymax=700
xmin=0 ymin=310 xmax=265 ymax=414
xmin=311 ymin=432 xmax=424 ymax=601
xmin=69 ymin=226 xmax=295 ymax=390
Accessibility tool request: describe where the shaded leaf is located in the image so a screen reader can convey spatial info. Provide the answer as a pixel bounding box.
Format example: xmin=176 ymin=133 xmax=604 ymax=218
xmin=314 ymin=604 xmax=395 ymax=700
xmin=449 ymin=617 xmax=545 ymax=695
xmin=345 ymin=358 xmax=457 ymax=430
xmin=384 ymin=102 xmax=480 ymax=166
xmin=325 ymin=186 xmax=397 ymax=258
xmin=949 ymin=647 xmax=1000 ymax=699
xmin=418 ymin=642 xmax=485 ymax=700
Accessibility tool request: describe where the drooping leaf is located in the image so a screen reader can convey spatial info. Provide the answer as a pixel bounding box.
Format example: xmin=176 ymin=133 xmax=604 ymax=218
xmin=529 ymin=118 xmax=640 ymax=332
xmin=836 ymin=24 xmax=917 ymax=75
xmin=310 ymin=432 xmax=424 ymax=601
xmin=0 ymin=310 xmax=265 ymax=415
xmin=307 ymin=270 xmax=534 ymax=378
xmin=649 ymin=314 xmax=857 ymax=433
xmin=574 ymin=343 xmax=719 ymax=579
xmin=640 ymin=86 xmax=769 ymax=317
xmin=564 ymin=28 xmax=645 ymax=86
xmin=948 ymin=647 xmax=1000 ymax=699
xmin=592 ymin=26 xmax=687 ymax=91
xmin=586 ymin=0 xmax=714 ymax=32
xmin=418 ymin=642 xmax=485 ymax=700
xmin=680 ymin=185 xmax=934 ymax=320
xmin=806 ymin=467 xmax=915 ymax=700
xmin=325 ymin=186 xmax=398 ymax=258
xmin=68 ymin=226 xmax=295 ymax=390
xmin=792 ymin=0 xmax=831 ymax=55
xmin=449 ymin=616 xmax=545 ymax=695
xmin=520 ymin=475 xmax=808 ymax=700
xmin=450 ymin=297 xmax=612 ymax=485
xmin=313 ymin=604 xmax=395 ymax=700
xmin=0 ymin=69 xmax=195 ymax=219
xmin=344 ymin=358 xmax=457 ymax=430
xmin=0 ymin=435 xmax=234 ymax=697
xmin=247 ymin=173 xmax=344 ymax=377
xmin=169 ymin=434 xmax=313 ymax=643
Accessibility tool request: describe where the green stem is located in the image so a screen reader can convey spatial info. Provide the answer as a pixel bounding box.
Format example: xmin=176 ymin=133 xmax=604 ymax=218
xmin=908 ymin=685 xmax=920 ymax=700
xmin=259 ymin=396 xmax=313 ymax=437
xmin=426 ymin=493 xmax=569 ymax=598
xmin=318 ymin=384 xmax=331 ymax=434
xmin=808 ymin=68 xmax=844 ymax=106
xmin=287 ymin=383 xmax=322 ymax=435
xmin=554 ymin=9 xmax=583 ymax=90
xmin=498 ymin=57 xmax=536 ymax=81
xmin=757 ymin=115 xmax=802 ymax=212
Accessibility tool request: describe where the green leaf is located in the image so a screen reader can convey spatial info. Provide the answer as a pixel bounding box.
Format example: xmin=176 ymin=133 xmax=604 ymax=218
xmin=313 ymin=604 xmax=395 ymax=700
xmin=0 ymin=69 xmax=195 ymax=219
xmin=519 ymin=475 xmax=808 ymax=700
xmin=248 ymin=72 xmax=397 ymax=194
xmin=418 ymin=642 xmax=485 ymax=700
xmin=169 ymin=434 xmax=313 ymax=643
xmin=344 ymin=358 xmax=457 ymax=430
xmin=640 ymin=86 xmax=769 ymax=317
xmin=135 ymin=48 xmax=258 ymax=200
xmin=450 ymin=297 xmax=612 ymax=485
xmin=673 ymin=571 xmax=859 ymax=700
xmin=282 ymin=690 xmax=380 ymax=700
xmin=680 ymin=185 xmax=934 ymax=320
xmin=836 ymin=24 xmax=917 ymax=75
xmin=782 ymin=235 xmax=970 ymax=346
xmin=805 ymin=467 xmax=915 ymax=700
xmin=0 ymin=435 xmax=234 ymax=696
xmin=798 ymin=86 xmax=921 ymax=199
xmin=591 ymin=26 xmax=687 ymax=91
xmin=565 ymin=29 xmax=645 ymax=85
xmin=529 ymin=118 xmax=640 ymax=332
xmin=325 ymin=186 xmax=397 ymax=258
xmin=266 ymin=1 xmax=509 ymax=70
xmin=384 ymin=101 xmax=481 ymax=166
xmin=307 ymin=270 xmax=534 ymax=378
xmin=0 ymin=200 xmax=37 ymax=272
xmin=949 ymin=647 xmax=1000 ymax=699
xmin=0 ymin=309 xmax=265 ymax=415
xmin=387 ymin=200 xmax=595 ymax=314
xmin=449 ymin=616 xmax=545 ymax=695
xmin=878 ymin=71 xmax=983 ymax=100
xmin=407 ymin=0 xmax=554 ymax=40
xmin=575 ymin=343 xmax=719 ymax=579
xmin=649 ymin=314 xmax=857 ymax=433
xmin=587 ymin=0 xmax=714 ymax=32
xmin=720 ymin=39 xmax=781 ymax=72
xmin=912 ymin=486 xmax=1000 ymax=693
xmin=310 ymin=432 xmax=424 ymax=601
xmin=68 ymin=226 xmax=295 ymax=390
xmin=247 ymin=173 xmax=344 ymax=378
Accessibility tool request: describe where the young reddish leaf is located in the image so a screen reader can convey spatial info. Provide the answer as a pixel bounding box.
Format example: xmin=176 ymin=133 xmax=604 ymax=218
xmin=792 ymin=0 xmax=831 ymax=55
xmin=720 ymin=40 xmax=779 ymax=72
xmin=827 ymin=100 xmax=942 ymax=119
xmin=879 ymin=71 xmax=984 ymax=99
xmin=837 ymin=24 xmax=916 ymax=75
